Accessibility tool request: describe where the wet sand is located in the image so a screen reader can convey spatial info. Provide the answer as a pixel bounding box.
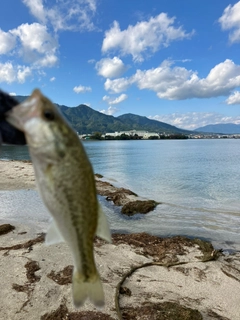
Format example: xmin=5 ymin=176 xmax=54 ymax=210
xmin=0 ymin=160 xmax=240 ymax=319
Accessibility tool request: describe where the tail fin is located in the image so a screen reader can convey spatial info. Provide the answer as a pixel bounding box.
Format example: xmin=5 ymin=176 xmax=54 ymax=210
xmin=72 ymin=270 xmax=105 ymax=308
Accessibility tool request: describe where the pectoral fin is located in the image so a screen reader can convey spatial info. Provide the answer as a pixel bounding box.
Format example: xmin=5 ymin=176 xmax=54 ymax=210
xmin=45 ymin=219 xmax=65 ymax=245
xmin=96 ymin=203 xmax=112 ymax=243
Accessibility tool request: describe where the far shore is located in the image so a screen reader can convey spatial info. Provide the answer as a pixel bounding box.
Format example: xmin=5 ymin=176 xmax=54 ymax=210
xmin=1 ymin=159 xmax=240 ymax=319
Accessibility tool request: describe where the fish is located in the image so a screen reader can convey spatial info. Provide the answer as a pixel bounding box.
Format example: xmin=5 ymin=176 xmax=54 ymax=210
xmin=0 ymin=90 xmax=26 ymax=145
xmin=6 ymin=89 xmax=111 ymax=307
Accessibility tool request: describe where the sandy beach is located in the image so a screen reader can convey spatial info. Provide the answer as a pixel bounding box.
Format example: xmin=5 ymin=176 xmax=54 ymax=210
xmin=0 ymin=160 xmax=240 ymax=320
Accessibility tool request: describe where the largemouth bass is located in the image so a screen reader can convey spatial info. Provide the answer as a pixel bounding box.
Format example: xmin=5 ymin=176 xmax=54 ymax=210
xmin=6 ymin=89 xmax=111 ymax=307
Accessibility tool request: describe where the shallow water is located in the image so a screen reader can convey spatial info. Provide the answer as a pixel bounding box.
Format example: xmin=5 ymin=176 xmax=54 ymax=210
xmin=1 ymin=140 xmax=240 ymax=251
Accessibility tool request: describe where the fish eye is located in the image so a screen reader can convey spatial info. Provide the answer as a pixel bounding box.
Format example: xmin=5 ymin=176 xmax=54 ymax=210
xmin=43 ymin=109 xmax=55 ymax=121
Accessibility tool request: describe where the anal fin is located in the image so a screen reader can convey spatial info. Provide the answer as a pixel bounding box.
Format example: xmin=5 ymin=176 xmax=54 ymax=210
xmin=96 ymin=203 xmax=112 ymax=243
xmin=45 ymin=219 xmax=65 ymax=245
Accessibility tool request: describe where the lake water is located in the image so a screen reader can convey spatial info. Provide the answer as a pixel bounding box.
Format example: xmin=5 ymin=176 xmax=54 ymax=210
xmin=1 ymin=139 xmax=240 ymax=251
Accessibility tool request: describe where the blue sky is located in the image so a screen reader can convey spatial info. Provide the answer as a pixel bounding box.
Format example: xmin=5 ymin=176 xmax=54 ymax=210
xmin=0 ymin=0 xmax=240 ymax=129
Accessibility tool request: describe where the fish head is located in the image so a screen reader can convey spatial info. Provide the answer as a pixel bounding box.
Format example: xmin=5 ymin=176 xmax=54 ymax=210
xmin=6 ymin=89 xmax=72 ymax=160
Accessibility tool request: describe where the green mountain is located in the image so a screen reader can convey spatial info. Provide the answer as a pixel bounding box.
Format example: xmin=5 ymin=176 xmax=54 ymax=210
xmin=117 ymin=113 xmax=188 ymax=134
xmin=59 ymin=106 xmax=191 ymax=134
xmin=15 ymin=95 xmax=190 ymax=134
xmin=58 ymin=104 xmax=127 ymax=134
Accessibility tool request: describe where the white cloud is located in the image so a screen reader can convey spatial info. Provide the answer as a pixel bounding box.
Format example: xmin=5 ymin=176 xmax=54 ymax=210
xmin=104 ymin=77 xmax=132 ymax=93
xmin=136 ymin=59 xmax=240 ymax=100
xmin=0 ymin=0 xmax=98 ymax=84
xmin=104 ymin=59 xmax=240 ymax=101
xmin=86 ymin=0 xmax=97 ymax=12
xmin=102 ymin=14 xmax=194 ymax=62
xmin=102 ymin=95 xmax=109 ymax=102
xmin=112 ymin=93 xmax=128 ymax=104
xmin=38 ymin=54 xmax=58 ymax=67
xmin=17 ymin=66 xmax=32 ymax=83
xmin=0 ymin=62 xmax=16 ymax=83
xmin=226 ymin=91 xmax=240 ymax=105
xmin=13 ymin=23 xmax=54 ymax=53
xmin=11 ymin=23 xmax=58 ymax=67
xmin=102 ymin=94 xmax=127 ymax=115
xmin=103 ymin=93 xmax=128 ymax=105
xmin=0 ymin=23 xmax=58 ymax=68
xmin=100 ymin=106 xmax=118 ymax=116
xmin=219 ymin=1 xmax=240 ymax=43
xmin=0 ymin=29 xmax=16 ymax=54
xmin=23 ymin=0 xmax=98 ymax=32
xmin=37 ymin=70 xmax=46 ymax=79
xmin=73 ymin=85 xmax=92 ymax=93
xmin=50 ymin=77 xmax=56 ymax=82
xmin=0 ymin=21 xmax=59 ymax=85
xmin=9 ymin=92 xmax=17 ymax=96
xmin=148 ymin=112 xmax=240 ymax=130
xmin=0 ymin=62 xmax=31 ymax=83
xmin=22 ymin=0 xmax=47 ymax=24
xmin=96 ymin=57 xmax=128 ymax=78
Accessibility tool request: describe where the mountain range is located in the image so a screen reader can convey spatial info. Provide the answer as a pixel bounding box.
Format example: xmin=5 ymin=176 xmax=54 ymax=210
xmin=15 ymin=95 xmax=190 ymax=135
xmin=195 ymin=123 xmax=240 ymax=134
xmin=16 ymin=95 xmax=240 ymax=135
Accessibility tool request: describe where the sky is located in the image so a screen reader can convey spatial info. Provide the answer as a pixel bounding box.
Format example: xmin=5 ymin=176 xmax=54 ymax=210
xmin=0 ymin=0 xmax=240 ymax=130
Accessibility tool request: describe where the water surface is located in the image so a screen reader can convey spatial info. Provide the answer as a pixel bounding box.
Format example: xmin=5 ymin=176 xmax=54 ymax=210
xmin=1 ymin=140 xmax=240 ymax=251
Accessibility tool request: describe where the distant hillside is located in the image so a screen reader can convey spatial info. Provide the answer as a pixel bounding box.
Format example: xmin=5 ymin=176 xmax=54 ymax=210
xmin=14 ymin=95 xmax=28 ymax=103
xmin=117 ymin=113 xmax=189 ymax=134
xmin=58 ymin=104 xmax=128 ymax=134
xmin=195 ymin=123 xmax=240 ymax=134
xmin=15 ymin=95 xmax=190 ymax=134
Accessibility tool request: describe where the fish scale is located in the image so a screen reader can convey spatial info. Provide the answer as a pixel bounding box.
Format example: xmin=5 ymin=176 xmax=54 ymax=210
xmin=42 ymin=158 xmax=98 ymax=277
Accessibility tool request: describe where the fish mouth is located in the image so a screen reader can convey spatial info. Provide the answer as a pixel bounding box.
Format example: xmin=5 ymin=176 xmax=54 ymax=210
xmin=6 ymin=107 xmax=26 ymax=131
xmin=6 ymin=93 xmax=39 ymax=132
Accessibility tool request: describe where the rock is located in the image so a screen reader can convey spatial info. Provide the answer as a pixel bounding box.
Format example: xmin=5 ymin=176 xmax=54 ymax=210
xmin=95 ymin=175 xmax=159 ymax=215
xmin=106 ymin=189 xmax=136 ymax=206
xmin=121 ymin=200 xmax=159 ymax=216
xmin=95 ymin=173 xmax=103 ymax=178
xmin=119 ymin=286 xmax=132 ymax=296
xmin=96 ymin=179 xmax=137 ymax=206
xmin=0 ymin=224 xmax=15 ymax=235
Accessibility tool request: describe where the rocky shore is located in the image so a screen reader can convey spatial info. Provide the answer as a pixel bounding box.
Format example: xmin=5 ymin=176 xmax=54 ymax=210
xmin=0 ymin=160 xmax=159 ymax=216
xmin=0 ymin=160 xmax=240 ymax=319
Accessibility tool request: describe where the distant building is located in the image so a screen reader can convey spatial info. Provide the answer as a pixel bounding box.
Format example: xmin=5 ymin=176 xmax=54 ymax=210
xmin=104 ymin=130 xmax=159 ymax=139
xmin=79 ymin=134 xmax=91 ymax=139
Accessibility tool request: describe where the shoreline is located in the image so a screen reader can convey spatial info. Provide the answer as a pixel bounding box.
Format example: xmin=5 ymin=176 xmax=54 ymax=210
xmin=1 ymin=159 xmax=240 ymax=252
xmin=0 ymin=160 xmax=159 ymax=215
xmin=1 ymin=160 xmax=240 ymax=319
xmin=1 ymin=159 xmax=240 ymax=250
